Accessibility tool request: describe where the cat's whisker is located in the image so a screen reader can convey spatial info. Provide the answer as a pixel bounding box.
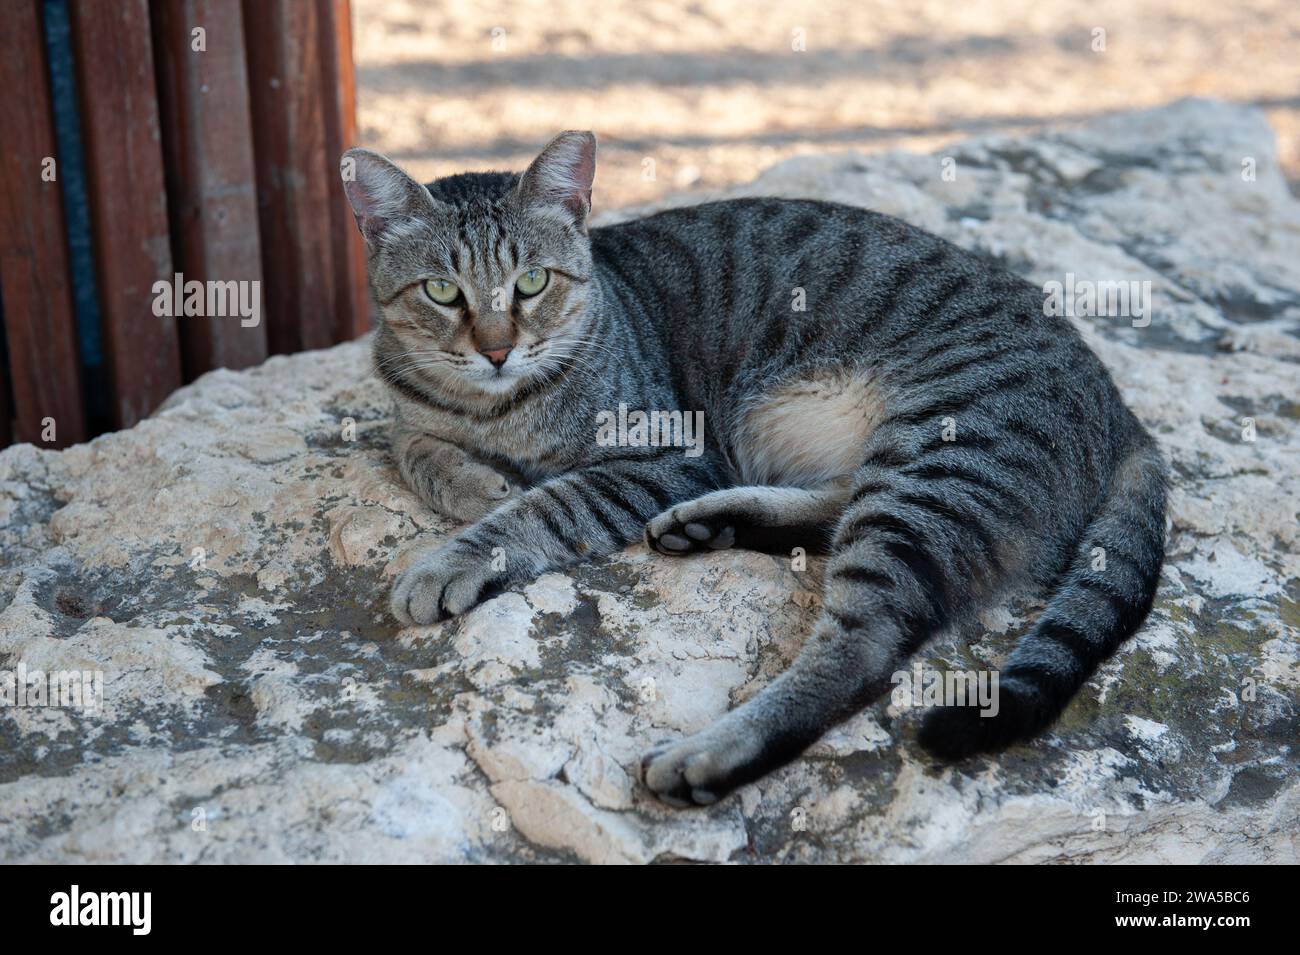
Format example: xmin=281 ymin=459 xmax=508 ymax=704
xmin=543 ymin=337 xmax=618 ymax=361
xmin=530 ymin=351 xmax=604 ymax=381
xmin=373 ymin=356 xmax=468 ymax=382
xmin=373 ymin=349 xmax=465 ymax=373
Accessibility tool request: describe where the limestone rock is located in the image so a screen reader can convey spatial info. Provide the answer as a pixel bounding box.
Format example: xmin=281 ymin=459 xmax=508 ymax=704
xmin=1 ymin=99 xmax=1296 ymax=863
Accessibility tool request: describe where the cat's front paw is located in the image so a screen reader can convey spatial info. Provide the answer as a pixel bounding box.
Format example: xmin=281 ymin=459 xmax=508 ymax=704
xmin=390 ymin=543 xmax=500 ymax=626
xmin=441 ymin=462 xmax=517 ymax=523
xmin=640 ymin=724 xmax=764 ymax=808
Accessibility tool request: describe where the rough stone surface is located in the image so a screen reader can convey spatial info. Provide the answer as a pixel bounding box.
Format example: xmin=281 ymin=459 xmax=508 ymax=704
xmin=2 ymin=99 xmax=1297 ymax=863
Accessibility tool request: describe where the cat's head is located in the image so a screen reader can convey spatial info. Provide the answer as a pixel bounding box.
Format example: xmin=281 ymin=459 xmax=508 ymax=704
xmin=341 ymin=131 xmax=597 ymax=395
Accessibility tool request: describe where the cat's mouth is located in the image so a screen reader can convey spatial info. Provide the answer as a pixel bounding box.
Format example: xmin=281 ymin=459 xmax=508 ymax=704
xmin=462 ymin=365 xmax=520 ymax=394
xmin=447 ymin=337 xmax=587 ymax=394
xmin=476 ymin=340 xmax=550 ymax=383
xmin=460 ymin=345 xmax=538 ymax=393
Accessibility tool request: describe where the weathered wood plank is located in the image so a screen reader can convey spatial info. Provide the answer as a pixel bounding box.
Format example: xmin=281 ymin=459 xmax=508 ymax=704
xmin=243 ymin=0 xmax=337 ymax=355
xmin=0 ymin=0 xmax=88 ymax=448
xmin=151 ymin=0 xmax=268 ymax=378
xmin=0 ymin=337 xmax=11 ymax=448
xmin=320 ymin=0 xmax=371 ymax=341
xmin=70 ymin=0 xmax=182 ymax=429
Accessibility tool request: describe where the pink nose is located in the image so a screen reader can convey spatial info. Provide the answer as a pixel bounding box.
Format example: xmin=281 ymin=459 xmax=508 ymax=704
xmin=480 ymin=347 xmax=512 ymax=368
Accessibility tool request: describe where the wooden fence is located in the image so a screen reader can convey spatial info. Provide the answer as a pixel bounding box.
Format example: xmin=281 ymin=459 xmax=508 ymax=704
xmin=0 ymin=0 xmax=368 ymax=449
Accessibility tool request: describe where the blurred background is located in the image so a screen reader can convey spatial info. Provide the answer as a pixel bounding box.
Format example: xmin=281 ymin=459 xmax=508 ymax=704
xmin=4 ymin=0 xmax=1297 ymax=450
xmin=353 ymin=0 xmax=1300 ymax=207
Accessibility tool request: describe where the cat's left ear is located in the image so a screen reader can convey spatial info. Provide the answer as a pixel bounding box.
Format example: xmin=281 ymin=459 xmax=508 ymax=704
xmin=515 ymin=131 xmax=596 ymax=231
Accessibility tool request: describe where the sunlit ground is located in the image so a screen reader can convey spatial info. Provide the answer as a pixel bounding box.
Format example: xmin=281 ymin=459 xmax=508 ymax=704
xmin=354 ymin=0 xmax=1300 ymax=209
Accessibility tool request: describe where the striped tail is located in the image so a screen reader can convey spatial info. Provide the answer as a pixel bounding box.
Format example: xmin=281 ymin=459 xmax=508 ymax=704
xmin=918 ymin=435 xmax=1168 ymax=758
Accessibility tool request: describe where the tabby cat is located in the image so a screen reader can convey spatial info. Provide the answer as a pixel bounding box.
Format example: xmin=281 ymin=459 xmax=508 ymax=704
xmin=341 ymin=131 xmax=1167 ymax=807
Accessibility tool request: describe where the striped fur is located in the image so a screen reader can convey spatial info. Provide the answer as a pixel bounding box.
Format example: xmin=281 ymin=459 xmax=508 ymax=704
xmin=342 ymin=132 xmax=1168 ymax=807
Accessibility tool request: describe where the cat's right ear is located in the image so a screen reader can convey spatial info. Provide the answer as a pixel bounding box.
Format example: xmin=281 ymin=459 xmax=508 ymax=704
xmin=340 ymin=148 xmax=437 ymax=243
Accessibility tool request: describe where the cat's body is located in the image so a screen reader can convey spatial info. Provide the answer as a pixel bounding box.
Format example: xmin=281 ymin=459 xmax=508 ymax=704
xmin=345 ymin=132 xmax=1167 ymax=806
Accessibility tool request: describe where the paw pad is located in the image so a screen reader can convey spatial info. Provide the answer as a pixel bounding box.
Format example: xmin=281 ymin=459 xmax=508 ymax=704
xmin=645 ymin=511 xmax=736 ymax=556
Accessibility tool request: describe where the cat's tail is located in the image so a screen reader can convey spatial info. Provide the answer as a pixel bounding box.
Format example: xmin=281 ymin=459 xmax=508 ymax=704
xmin=917 ymin=431 xmax=1167 ymax=759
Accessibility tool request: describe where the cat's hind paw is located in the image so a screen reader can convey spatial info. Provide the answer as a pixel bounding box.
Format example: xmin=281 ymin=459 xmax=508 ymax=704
xmin=644 ymin=507 xmax=736 ymax=556
xmin=644 ymin=487 xmax=830 ymax=557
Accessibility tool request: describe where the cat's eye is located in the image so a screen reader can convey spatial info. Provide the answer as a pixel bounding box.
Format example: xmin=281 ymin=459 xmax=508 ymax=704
xmin=424 ymin=278 xmax=460 ymax=305
xmin=515 ymin=268 xmax=549 ymax=297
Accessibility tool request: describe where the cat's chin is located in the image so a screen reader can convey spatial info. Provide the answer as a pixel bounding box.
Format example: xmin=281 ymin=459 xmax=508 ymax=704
xmin=462 ymin=368 xmax=529 ymax=396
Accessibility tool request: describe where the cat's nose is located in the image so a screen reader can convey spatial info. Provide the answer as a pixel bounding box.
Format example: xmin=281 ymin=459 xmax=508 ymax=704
xmin=479 ymin=346 xmax=512 ymax=368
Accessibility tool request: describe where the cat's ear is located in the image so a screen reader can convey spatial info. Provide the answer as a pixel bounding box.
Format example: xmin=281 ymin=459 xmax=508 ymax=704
xmin=340 ymin=148 xmax=438 ymax=243
xmin=515 ymin=131 xmax=596 ymax=230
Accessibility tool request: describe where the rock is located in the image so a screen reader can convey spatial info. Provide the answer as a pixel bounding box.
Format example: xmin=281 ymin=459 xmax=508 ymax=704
xmin=1 ymin=99 xmax=1297 ymax=863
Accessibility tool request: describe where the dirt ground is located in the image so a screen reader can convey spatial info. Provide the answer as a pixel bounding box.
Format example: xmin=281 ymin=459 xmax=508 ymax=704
xmin=352 ymin=0 xmax=1300 ymax=209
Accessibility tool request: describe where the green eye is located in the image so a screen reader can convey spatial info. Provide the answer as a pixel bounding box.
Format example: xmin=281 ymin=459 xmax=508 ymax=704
xmin=515 ymin=268 xmax=549 ymax=297
xmin=424 ymin=278 xmax=460 ymax=305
